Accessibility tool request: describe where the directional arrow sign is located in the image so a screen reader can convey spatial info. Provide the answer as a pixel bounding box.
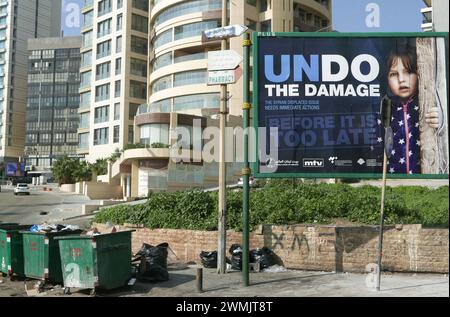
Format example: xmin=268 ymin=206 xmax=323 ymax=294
xmin=202 ymin=24 xmax=248 ymax=41
xmin=208 ymin=50 xmax=243 ymax=71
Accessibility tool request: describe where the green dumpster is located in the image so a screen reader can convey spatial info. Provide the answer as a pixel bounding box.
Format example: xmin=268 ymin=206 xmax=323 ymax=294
xmin=56 ymin=230 xmax=134 ymax=295
xmin=21 ymin=230 xmax=82 ymax=284
xmin=0 ymin=224 xmax=30 ymax=279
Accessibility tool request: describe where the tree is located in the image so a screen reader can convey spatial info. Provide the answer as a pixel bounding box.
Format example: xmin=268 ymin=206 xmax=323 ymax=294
xmin=74 ymin=160 xmax=92 ymax=182
xmin=51 ymin=155 xmax=79 ymax=185
xmin=91 ymin=158 xmax=108 ymax=176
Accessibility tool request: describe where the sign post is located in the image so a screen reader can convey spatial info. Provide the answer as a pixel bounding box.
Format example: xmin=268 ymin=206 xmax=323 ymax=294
xmin=203 ymin=13 xmax=247 ymax=275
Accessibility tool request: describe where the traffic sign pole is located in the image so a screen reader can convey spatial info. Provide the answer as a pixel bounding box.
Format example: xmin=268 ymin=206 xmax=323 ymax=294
xmin=217 ymin=0 xmax=228 ymax=275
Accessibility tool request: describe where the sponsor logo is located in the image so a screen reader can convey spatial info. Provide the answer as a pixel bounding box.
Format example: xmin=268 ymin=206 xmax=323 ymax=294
xmin=303 ymin=159 xmax=325 ymax=168
xmin=329 ymin=157 xmax=338 ymax=164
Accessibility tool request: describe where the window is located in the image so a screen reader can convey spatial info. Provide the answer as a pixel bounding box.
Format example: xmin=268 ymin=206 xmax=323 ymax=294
xmin=79 ymin=112 xmax=90 ymax=129
xmin=117 ymin=0 xmax=123 ymax=9
xmin=98 ymin=0 xmax=112 ymax=17
xmin=80 ymin=71 xmax=91 ymax=88
xmin=115 ymin=80 xmax=121 ymax=98
xmin=246 ymin=0 xmax=256 ymax=6
xmin=115 ymin=58 xmax=122 ymax=75
xmin=152 ymin=75 xmax=172 ymax=93
xmin=131 ymin=14 xmax=148 ymax=33
xmin=140 ymin=124 xmax=169 ymax=146
xmin=94 ymin=127 xmax=109 ymax=145
xmin=154 ymin=0 xmax=221 ymax=27
xmin=96 ymin=61 xmax=111 ymax=80
xmin=260 ymin=0 xmax=268 ymax=12
xmin=94 ymin=105 xmax=109 ymax=123
xmin=173 ymin=93 xmax=220 ymax=111
xmin=82 ymin=31 xmax=93 ymax=47
xmin=130 ymin=58 xmax=147 ymax=77
xmin=129 ymin=103 xmax=140 ymax=119
xmin=114 ymin=102 xmax=120 ymax=120
xmin=97 ymin=18 xmax=112 ymax=38
xmin=131 ymin=36 xmax=148 ymax=55
xmin=261 ymin=20 xmax=271 ymax=32
xmin=246 ymin=19 xmax=257 ymax=31
xmin=113 ymin=125 xmax=120 ymax=143
xmin=116 ymin=36 xmax=122 ymax=53
xmin=153 ymin=30 xmax=172 ymax=48
xmin=153 ymin=52 xmax=172 ymax=71
xmin=128 ymin=126 xmax=134 ymax=144
xmin=81 ymin=51 xmax=92 ymax=68
xmin=174 ymin=21 xmax=218 ymax=41
xmin=95 ymin=83 xmax=110 ymax=101
xmin=132 ymin=0 xmax=148 ymax=11
xmin=80 ymin=92 xmax=91 ymax=108
xmin=174 ymin=70 xmax=206 ymax=87
xmin=96 ymin=40 xmax=111 ymax=59
xmin=130 ymin=81 xmax=146 ymax=99
xmin=117 ymin=14 xmax=123 ymax=31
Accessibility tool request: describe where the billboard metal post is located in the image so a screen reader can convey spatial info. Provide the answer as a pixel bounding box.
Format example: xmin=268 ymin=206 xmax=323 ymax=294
xmin=242 ymin=33 xmax=251 ymax=287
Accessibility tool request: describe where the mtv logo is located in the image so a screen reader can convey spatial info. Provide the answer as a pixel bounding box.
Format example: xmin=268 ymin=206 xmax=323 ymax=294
xmin=303 ymin=159 xmax=324 ymax=168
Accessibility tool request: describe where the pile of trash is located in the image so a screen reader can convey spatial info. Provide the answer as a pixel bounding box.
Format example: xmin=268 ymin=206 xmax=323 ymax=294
xmin=199 ymin=245 xmax=279 ymax=271
xmin=132 ymin=243 xmax=170 ymax=282
xmin=29 ymin=223 xmax=81 ymax=233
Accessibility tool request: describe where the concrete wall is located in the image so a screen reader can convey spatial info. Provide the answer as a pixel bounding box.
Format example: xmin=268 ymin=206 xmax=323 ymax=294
xmin=60 ymin=184 xmax=76 ymax=192
xmin=84 ymin=181 xmax=123 ymax=200
xmin=93 ymin=223 xmax=449 ymax=274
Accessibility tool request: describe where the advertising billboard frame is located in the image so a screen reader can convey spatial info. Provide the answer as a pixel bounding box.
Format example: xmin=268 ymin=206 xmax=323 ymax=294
xmin=252 ymin=32 xmax=449 ymax=180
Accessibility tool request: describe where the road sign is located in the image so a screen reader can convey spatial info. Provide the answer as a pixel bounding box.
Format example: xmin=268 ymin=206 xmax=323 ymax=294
xmin=202 ymin=24 xmax=248 ymax=41
xmin=207 ymin=70 xmax=236 ymax=85
xmin=208 ymin=50 xmax=243 ymax=71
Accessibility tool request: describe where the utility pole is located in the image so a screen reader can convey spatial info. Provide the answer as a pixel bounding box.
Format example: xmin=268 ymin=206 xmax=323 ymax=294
xmin=217 ymin=0 xmax=228 ymax=275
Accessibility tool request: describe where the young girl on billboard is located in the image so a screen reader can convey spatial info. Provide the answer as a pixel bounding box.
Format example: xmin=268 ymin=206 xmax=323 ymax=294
xmin=386 ymin=47 xmax=440 ymax=174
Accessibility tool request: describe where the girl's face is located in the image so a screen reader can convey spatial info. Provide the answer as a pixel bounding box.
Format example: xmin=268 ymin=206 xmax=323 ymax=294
xmin=388 ymin=57 xmax=418 ymax=100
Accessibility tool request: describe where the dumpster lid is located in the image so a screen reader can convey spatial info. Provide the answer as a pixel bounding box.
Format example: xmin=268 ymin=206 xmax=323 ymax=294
xmin=55 ymin=230 xmax=135 ymax=240
xmin=0 ymin=224 xmax=32 ymax=232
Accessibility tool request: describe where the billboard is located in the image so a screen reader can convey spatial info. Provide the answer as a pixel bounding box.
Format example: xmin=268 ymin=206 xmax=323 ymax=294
xmin=6 ymin=162 xmax=25 ymax=177
xmin=253 ymin=33 xmax=449 ymax=179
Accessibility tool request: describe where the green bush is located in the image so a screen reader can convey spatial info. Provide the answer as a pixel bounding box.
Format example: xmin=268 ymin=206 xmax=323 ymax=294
xmin=94 ymin=184 xmax=449 ymax=230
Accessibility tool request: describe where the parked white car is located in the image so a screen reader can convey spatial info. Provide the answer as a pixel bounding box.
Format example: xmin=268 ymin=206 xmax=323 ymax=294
xmin=14 ymin=183 xmax=30 ymax=195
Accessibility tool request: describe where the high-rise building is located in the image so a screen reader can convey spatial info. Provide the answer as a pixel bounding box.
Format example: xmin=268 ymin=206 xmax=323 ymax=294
xmin=78 ymin=0 xmax=149 ymax=162
xmin=0 ymin=0 xmax=62 ymax=176
xmin=105 ymin=0 xmax=333 ymax=197
xmin=25 ymin=36 xmax=82 ymax=171
xmin=421 ymin=0 xmax=449 ymax=32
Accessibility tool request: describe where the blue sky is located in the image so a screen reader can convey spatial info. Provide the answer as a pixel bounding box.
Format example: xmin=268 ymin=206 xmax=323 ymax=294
xmin=61 ymin=0 xmax=426 ymax=35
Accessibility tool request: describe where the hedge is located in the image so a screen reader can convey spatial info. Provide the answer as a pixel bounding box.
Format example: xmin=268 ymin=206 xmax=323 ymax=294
xmin=93 ymin=184 xmax=449 ymax=230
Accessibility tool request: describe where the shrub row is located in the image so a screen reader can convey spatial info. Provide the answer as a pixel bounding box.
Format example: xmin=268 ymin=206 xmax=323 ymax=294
xmin=93 ymin=184 xmax=449 ymax=230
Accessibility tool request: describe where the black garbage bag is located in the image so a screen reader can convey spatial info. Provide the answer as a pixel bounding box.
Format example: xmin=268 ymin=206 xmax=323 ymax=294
xmin=200 ymin=251 xmax=217 ymax=268
xmin=135 ymin=243 xmax=169 ymax=282
xmin=229 ymin=244 xmax=243 ymax=271
xmin=250 ymin=247 xmax=276 ymax=270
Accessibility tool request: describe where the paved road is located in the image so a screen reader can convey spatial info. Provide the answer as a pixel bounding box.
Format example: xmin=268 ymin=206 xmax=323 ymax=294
xmin=0 ymin=184 xmax=97 ymax=226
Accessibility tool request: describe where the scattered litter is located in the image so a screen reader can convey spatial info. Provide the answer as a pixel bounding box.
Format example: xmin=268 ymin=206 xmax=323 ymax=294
xmin=250 ymin=247 xmax=277 ymax=270
xmin=133 ymin=243 xmax=169 ymax=282
xmin=229 ymin=244 xmax=243 ymax=271
xmin=200 ymin=251 xmax=217 ymax=268
xmin=263 ymin=264 xmax=288 ymax=273
xmin=29 ymin=223 xmax=80 ymax=233
xmin=128 ymin=278 xmax=136 ymax=286
xmin=0 ymin=279 xmax=4 ymax=284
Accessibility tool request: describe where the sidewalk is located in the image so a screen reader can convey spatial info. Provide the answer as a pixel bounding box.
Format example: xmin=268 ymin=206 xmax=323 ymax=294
xmin=1 ymin=267 xmax=447 ymax=297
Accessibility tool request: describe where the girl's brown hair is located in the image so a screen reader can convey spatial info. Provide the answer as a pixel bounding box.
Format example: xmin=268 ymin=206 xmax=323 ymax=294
xmin=387 ymin=47 xmax=417 ymax=75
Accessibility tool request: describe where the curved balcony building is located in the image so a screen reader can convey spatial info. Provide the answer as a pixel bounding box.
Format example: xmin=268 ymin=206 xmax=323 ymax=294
xmin=147 ymin=0 xmax=333 ymax=117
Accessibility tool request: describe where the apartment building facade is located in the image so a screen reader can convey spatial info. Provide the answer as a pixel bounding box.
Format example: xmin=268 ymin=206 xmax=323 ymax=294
xmin=421 ymin=0 xmax=449 ymax=32
xmin=106 ymin=0 xmax=333 ymax=197
xmin=78 ymin=0 xmax=149 ymax=163
xmin=25 ymin=36 xmax=82 ymax=171
xmin=0 ymin=0 xmax=61 ymax=178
